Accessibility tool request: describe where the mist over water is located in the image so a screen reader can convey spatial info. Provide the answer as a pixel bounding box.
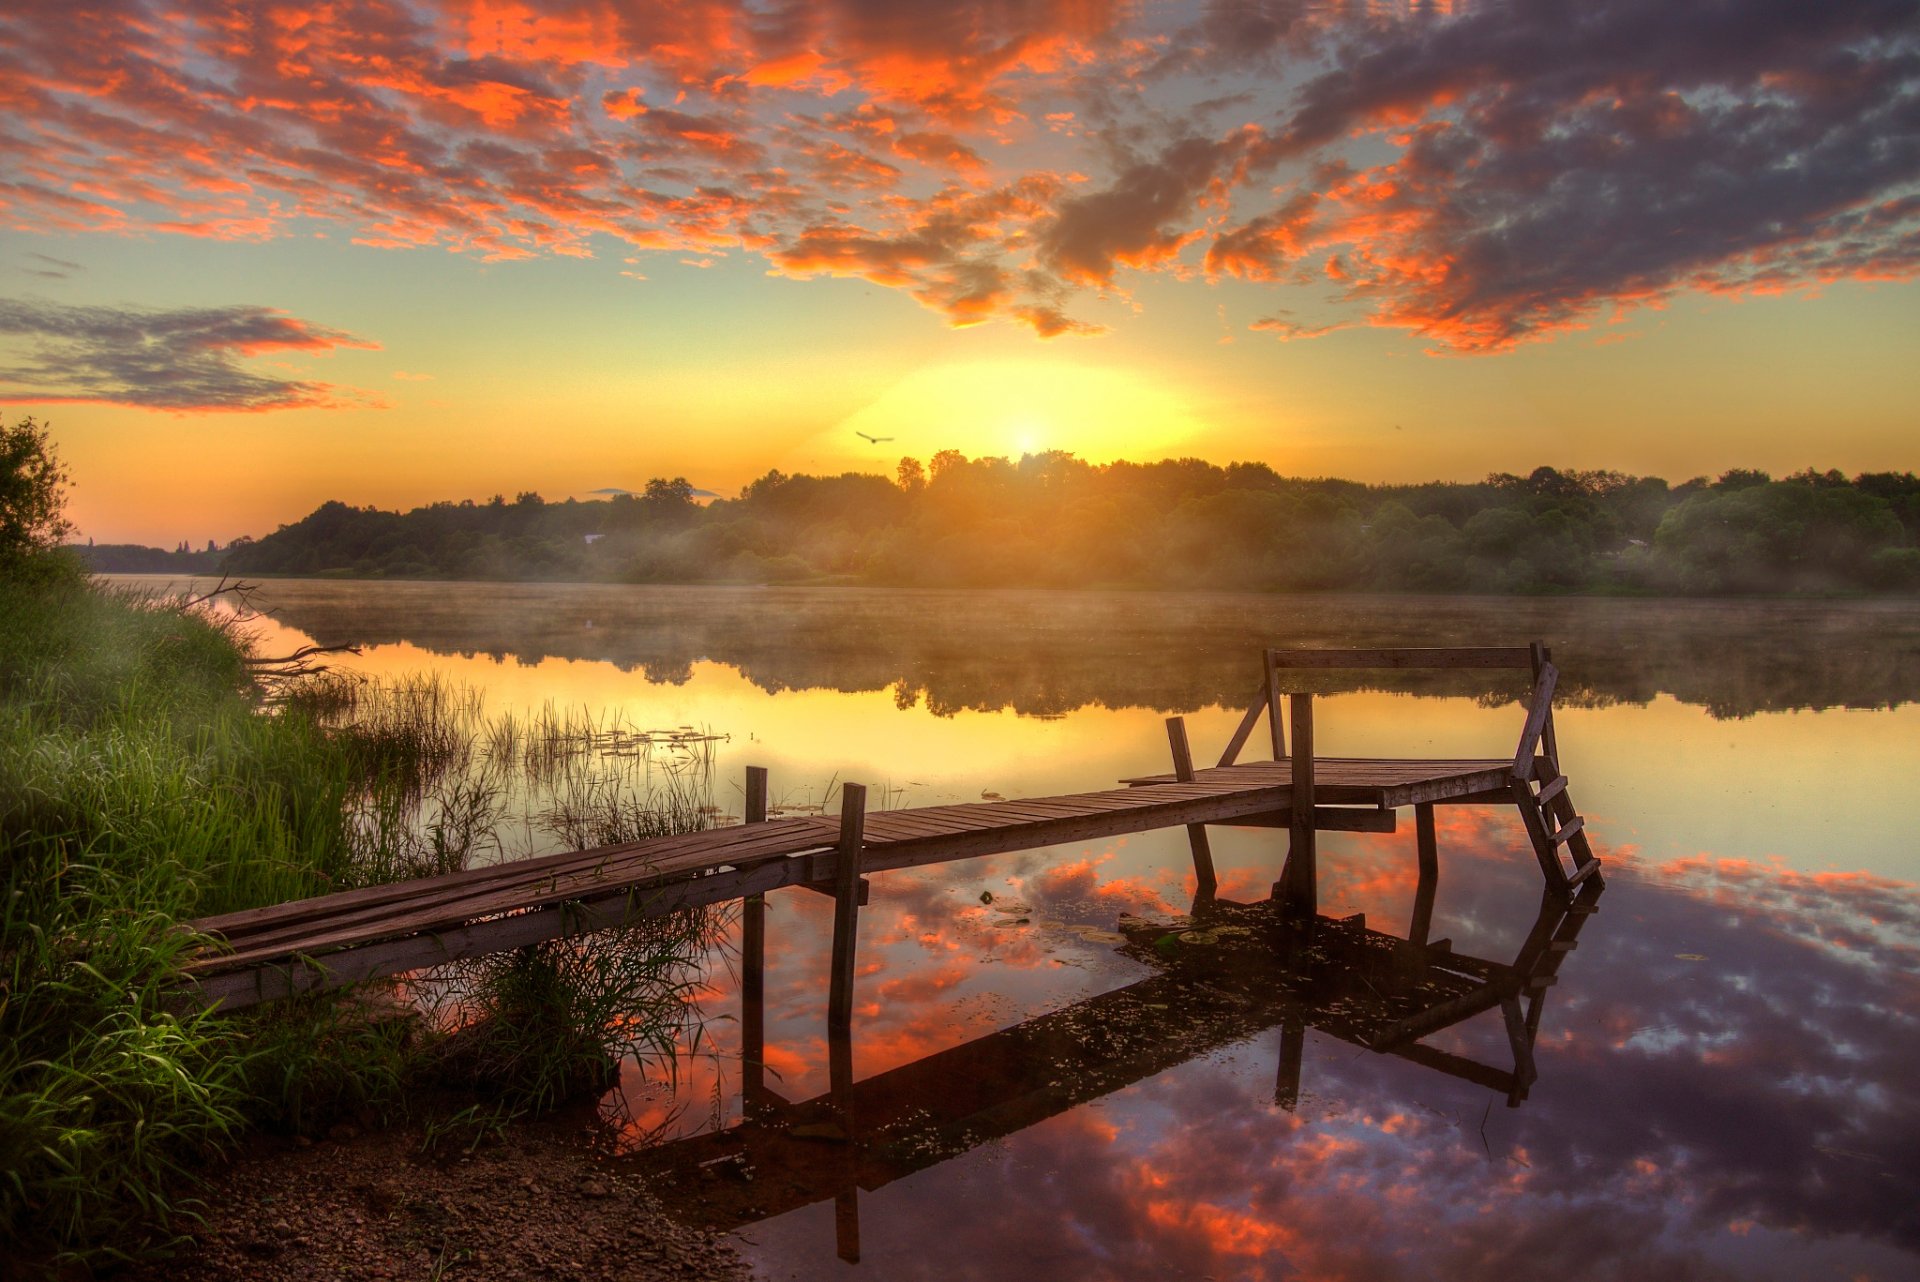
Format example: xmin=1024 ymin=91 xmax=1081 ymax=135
xmin=119 ymin=577 xmax=1920 ymax=1280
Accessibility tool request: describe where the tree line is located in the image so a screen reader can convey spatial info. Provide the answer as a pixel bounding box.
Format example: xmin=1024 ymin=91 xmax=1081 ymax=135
xmin=93 ymin=454 xmax=1920 ymax=594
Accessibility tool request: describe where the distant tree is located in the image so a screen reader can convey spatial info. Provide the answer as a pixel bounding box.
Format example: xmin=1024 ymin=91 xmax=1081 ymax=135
xmin=1712 ymin=468 xmax=1771 ymax=491
xmin=928 ymin=449 xmax=967 ymax=482
xmin=0 ymin=415 xmax=73 ymax=568
xmin=896 ymin=457 xmax=926 ymax=492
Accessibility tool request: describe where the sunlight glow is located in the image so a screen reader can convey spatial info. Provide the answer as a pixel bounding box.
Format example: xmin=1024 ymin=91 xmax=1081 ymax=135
xmin=828 ymin=359 xmax=1207 ymax=465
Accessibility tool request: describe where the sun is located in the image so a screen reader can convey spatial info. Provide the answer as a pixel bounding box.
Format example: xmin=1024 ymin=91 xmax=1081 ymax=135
xmin=832 ymin=358 xmax=1207 ymax=464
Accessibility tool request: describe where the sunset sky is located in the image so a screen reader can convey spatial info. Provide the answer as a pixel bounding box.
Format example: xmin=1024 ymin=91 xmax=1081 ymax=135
xmin=2 ymin=0 xmax=1916 ymax=545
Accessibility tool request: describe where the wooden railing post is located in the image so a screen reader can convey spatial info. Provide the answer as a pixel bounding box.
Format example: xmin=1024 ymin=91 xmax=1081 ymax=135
xmin=1165 ymin=716 xmax=1217 ymax=893
xmin=1281 ymin=693 xmax=1316 ymax=917
xmin=1530 ymin=641 xmax=1559 ymax=771
xmin=741 ymin=766 xmax=768 ymax=1104
xmin=1263 ymin=649 xmax=1288 ymax=760
xmin=826 ymin=783 xmax=868 ymax=1038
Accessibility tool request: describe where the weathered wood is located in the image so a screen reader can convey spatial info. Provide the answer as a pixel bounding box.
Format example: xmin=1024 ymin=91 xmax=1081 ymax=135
xmin=1263 ymin=649 xmax=1287 ymax=759
xmin=183 ymin=653 xmax=1600 ymax=1014
xmin=1531 ymin=642 xmax=1560 ymax=770
xmin=827 ymin=784 xmax=867 ymax=1037
xmin=1227 ymin=807 xmax=1397 ymax=834
xmin=1121 ymin=758 xmax=1529 ymax=808
xmin=186 ymin=856 xmax=806 ymax=1009
xmin=1166 ymin=716 xmax=1217 ymax=892
xmin=1282 ymin=693 xmax=1317 ymax=918
xmin=1512 ymin=661 xmax=1559 ymax=780
xmin=1216 ymin=689 xmax=1269 ymax=768
xmin=1547 ymin=815 xmax=1586 ymax=846
xmin=798 ymin=878 xmax=870 ymax=905
xmin=1263 ymin=646 xmax=1535 ymax=670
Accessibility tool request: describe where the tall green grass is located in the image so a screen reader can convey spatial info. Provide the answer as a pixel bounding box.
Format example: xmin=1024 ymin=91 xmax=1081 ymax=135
xmin=1 ymin=570 xmax=720 ymax=1272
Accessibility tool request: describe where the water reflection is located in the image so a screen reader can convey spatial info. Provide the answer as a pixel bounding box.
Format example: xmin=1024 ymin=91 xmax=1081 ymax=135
xmin=632 ymin=880 xmax=1605 ymax=1263
xmin=200 ymin=579 xmax=1920 ymax=718
xmin=676 ymin=818 xmax=1918 ymax=1281
xmin=106 ymin=576 xmax=1920 ymax=1277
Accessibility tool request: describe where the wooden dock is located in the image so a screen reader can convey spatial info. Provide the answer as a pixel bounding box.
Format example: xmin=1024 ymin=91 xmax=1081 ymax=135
xmin=181 ymin=644 xmax=1604 ymax=1024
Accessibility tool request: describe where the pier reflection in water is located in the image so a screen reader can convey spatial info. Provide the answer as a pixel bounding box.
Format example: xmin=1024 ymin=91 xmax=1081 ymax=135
xmin=634 ymin=877 xmax=1606 ymax=1263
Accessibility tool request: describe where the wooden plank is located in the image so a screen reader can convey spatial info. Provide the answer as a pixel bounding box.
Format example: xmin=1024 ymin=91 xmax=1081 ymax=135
xmin=1548 ymin=816 xmax=1586 ymax=846
xmin=1167 ymin=716 xmax=1217 ymax=892
xmin=1263 ymin=646 xmax=1535 ymax=670
xmin=190 ymin=825 xmax=839 ymax=968
xmin=1534 ymin=774 xmax=1568 ymax=807
xmin=1566 ymin=858 xmax=1603 ymax=888
xmin=1216 ymin=689 xmax=1268 ymax=769
xmin=187 ymin=855 xmax=808 ymax=1010
xmin=827 ymin=785 xmax=867 ymax=1036
xmin=1227 ymin=807 xmax=1397 ymax=834
xmin=195 ymin=819 xmax=833 ymax=952
xmin=857 ymin=783 xmax=1294 ymax=876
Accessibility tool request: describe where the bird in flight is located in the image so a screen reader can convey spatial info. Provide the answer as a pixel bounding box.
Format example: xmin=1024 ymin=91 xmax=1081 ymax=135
xmin=855 ymin=431 xmax=894 ymax=444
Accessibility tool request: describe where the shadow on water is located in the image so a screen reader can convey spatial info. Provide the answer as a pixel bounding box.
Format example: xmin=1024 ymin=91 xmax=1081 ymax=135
xmin=234 ymin=580 xmax=1920 ymax=718
xmin=625 ymin=880 xmax=1605 ymax=1261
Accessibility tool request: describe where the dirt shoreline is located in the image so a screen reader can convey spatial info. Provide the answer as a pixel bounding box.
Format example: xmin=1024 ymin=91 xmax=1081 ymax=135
xmin=122 ymin=1113 xmax=752 ymax=1282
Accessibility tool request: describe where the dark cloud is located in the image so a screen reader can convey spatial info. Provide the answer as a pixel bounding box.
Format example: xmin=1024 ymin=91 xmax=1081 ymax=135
xmin=0 ymin=0 xmax=1914 ymax=347
xmin=1228 ymin=0 xmax=1920 ymax=349
xmin=0 ymin=299 xmax=381 ymax=412
xmin=1040 ymin=134 xmax=1251 ymax=287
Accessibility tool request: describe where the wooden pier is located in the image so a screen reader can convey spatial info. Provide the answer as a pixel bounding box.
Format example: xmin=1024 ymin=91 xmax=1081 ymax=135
xmin=181 ymin=644 xmax=1603 ymax=1027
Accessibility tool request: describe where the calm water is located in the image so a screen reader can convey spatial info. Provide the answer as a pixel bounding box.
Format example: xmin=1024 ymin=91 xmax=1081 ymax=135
xmin=123 ymin=579 xmax=1920 ymax=1280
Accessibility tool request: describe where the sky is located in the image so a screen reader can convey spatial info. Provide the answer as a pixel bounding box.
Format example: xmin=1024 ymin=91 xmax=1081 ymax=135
xmin=2 ymin=0 xmax=1917 ymax=545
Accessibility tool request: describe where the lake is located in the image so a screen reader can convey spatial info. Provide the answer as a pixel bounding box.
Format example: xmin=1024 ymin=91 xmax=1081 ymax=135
xmin=118 ymin=577 xmax=1920 ymax=1281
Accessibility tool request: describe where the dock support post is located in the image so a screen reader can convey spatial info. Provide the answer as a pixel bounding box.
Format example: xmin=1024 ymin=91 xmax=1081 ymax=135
xmin=1409 ymin=802 xmax=1438 ymax=950
xmin=827 ymin=783 xmax=868 ymax=1039
xmin=1165 ymin=717 xmax=1218 ymax=894
xmin=1279 ymin=694 xmax=1316 ymax=918
xmin=741 ymin=766 xmax=768 ymax=1107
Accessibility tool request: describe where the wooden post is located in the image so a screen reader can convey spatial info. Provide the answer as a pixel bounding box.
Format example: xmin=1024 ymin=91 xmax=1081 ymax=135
xmin=1281 ymin=693 xmax=1316 ymax=918
xmin=1409 ymin=802 xmax=1438 ymax=949
xmin=1530 ymin=641 xmax=1559 ymax=771
xmin=1263 ymin=649 xmax=1288 ymax=760
xmin=1165 ymin=716 xmax=1217 ymax=893
xmin=741 ymin=767 xmax=768 ymax=1106
xmin=826 ymin=783 xmax=867 ymax=1038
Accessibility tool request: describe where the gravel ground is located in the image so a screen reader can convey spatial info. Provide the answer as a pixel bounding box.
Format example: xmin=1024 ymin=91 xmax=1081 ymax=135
xmin=121 ymin=1114 xmax=752 ymax=1282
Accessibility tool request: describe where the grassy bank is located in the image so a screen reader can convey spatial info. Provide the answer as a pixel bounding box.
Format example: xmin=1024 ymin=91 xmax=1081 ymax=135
xmin=0 ymin=563 xmax=717 ymax=1273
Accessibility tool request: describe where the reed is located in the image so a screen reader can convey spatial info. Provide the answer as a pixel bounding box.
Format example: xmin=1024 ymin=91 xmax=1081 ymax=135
xmin=0 ymin=571 xmax=723 ymax=1272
